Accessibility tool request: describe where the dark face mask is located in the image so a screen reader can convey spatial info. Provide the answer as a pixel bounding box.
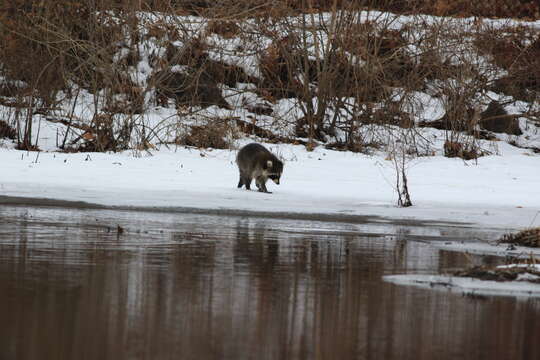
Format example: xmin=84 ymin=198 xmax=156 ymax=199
xmin=268 ymin=174 xmax=280 ymax=184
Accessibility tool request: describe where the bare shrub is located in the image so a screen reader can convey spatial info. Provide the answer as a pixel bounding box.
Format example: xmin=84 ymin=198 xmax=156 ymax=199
xmin=151 ymin=69 xmax=231 ymax=109
xmin=386 ymin=128 xmax=417 ymax=207
xmin=454 ymin=265 xmax=540 ymax=282
xmin=0 ymin=1 xmax=141 ymax=151
xmin=177 ymin=118 xmax=238 ymax=149
xmin=443 ymin=140 xmax=482 ymax=160
xmin=207 ymin=19 xmax=240 ymax=38
xmin=0 ymin=120 xmax=16 ymax=140
xmin=255 ymin=3 xmax=421 ymax=150
xmin=480 ymin=101 xmax=522 ymax=135
xmin=0 ymin=0 xmax=537 ymax=155
xmin=476 ymin=24 xmax=540 ymax=102
xmin=500 ymin=227 xmax=540 ymax=248
xmin=141 ymin=0 xmax=540 ymax=19
xmin=70 ymin=113 xmax=133 ymax=153
xmin=258 ymin=34 xmax=302 ymax=100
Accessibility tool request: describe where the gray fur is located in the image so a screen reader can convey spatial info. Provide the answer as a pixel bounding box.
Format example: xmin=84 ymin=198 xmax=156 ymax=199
xmin=236 ymin=143 xmax=283 ymax=193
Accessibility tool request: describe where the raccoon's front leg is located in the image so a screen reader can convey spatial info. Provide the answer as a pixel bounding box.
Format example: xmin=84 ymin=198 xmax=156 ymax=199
xmin=256 ymin=176 xmax=271 ymax=193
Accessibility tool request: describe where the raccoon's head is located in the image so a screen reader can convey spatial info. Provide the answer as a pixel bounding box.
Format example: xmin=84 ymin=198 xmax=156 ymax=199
xmin=264 ymin=159 xmax=283 ymax=185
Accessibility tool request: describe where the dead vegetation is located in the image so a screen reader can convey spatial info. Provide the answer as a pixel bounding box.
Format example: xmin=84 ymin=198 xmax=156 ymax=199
xmin=124 ymin=0 xmax=540 ymax=19
xmin=454 ymin=264 xmax=540 ymax=283
xmin=475 ymin=24 xmax=540 ymax=102
xmin=178 ymin=120 xmax=237 ymax=149
xmin=151 ymin=69 xmax=232 ymax=109
xmin=499 ymin=227 xmax=540 ymax=248
xmin=0 ymin=0 xmax=539 ymax=154
xmin=453 ymin=228 xmax=540 ymax=282
xmin=443 ymin=140 xmax=486 ymax=160
xmin=0 ymin=120 xmax=16 ymax=140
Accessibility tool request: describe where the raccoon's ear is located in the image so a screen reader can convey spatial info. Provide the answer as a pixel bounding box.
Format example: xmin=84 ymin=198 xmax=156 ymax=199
xmin=266 ymin=160 xmax=273 ymax=169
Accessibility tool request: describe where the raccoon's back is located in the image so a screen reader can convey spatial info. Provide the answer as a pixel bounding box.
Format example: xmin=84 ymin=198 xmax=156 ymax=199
xmin=236 ymin=143 xmax=272 ymax=171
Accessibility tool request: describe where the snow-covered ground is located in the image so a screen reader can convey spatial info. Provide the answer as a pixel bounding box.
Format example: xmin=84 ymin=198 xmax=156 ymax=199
xmin=1 ymin=137 xmax=539 ymax=230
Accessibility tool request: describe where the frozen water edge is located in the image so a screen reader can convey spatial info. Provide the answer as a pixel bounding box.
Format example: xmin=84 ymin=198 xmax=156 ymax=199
xmin=383 ymin=274 xmax=540 ymax=298
xmin=432 ymin=241 xmax=540 ymax=258
xmin=0 ymin=142 xmax=539 ymax=231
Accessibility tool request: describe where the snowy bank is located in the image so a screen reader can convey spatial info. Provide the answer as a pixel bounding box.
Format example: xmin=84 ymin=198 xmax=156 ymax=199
xmin=1 ymin=140 xmax=539 ymax=230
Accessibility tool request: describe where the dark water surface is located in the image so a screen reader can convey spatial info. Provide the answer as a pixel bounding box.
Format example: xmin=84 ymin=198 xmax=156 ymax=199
xmin=0 ymin=205 xmax=538 ymax=360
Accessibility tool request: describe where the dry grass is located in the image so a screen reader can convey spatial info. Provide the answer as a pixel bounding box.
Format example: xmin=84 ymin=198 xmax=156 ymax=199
xmin=178 ymin=118 xmax=238 ymax=149
xmin=0 ymin=1 xmax=538 ymax=155
xmin=475 ymin=25 xmax=540 ymax=101
xmin=500 ymin=227 xmax=540 ymax=248
xmin=443 ymin=140 xmax=485 ymax=160
xmin=454 ymin=264 xmax=540 ymax=283
xmin=142 ymin=0 xmax=540 ymax=19
xmin=206 ymin=20 xmax=241 ymax=38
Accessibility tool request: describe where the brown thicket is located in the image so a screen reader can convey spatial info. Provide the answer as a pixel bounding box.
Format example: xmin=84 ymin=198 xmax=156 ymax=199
xmin=121 ymin=0 xmax=540 ymax=19
xmin=500 ymin=227 xmax=540 ymax=248
xmin=0 ymin=0 xmax=145 ymax=151
xmin=0 ymin=0 xmax=538 ymax=155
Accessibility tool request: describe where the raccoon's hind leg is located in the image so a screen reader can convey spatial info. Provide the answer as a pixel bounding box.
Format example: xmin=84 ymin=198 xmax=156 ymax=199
xmin=237 ymin=172 xmax=252 ymax=190
xmin=239 ymin=175 xmax=252 ymax=190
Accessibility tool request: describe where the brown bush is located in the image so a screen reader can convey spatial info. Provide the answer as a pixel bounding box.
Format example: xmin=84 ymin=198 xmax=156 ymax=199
xmin=500 ymin=227 xmax=540 ymax=248
xmin=0 ymin=120 xmax=16 ymax=140
xmin=258 ymin=35 xmax=302 ymax=99
xmin=207 ymin=20 xmax=240 ymax=38
xmin=141 ymin=0 xmax=540 ymax=19
xmin=166 ymin=38 xmax=257 ymax=87
xmin=454 ymin=265 xmax=540 ymax=282
xmin=151 ymin=69 xmax=231 ymax=109
xmin=480 ymin=101 xmax=522 ymax=135
xmin=178 ymin=119 xmax=237 ymax=149
xmin=443 ymin=140 xmax=482 ymax=160
xmin=71 ymin=113 xmax=133 ymax=153
xmin=0 ymin=0 xmax=138 ymax=126
xmin=476 ymin=26 xmax=540 ymax=100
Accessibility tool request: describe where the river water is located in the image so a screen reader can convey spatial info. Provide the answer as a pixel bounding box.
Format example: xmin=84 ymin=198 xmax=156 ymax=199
xmin=0 ymin=204 xmax=538 ymax=360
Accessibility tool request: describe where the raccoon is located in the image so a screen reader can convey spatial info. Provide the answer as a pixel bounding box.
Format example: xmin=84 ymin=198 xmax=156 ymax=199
xmin=236 ymin=143 xmax=283 ymax=193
